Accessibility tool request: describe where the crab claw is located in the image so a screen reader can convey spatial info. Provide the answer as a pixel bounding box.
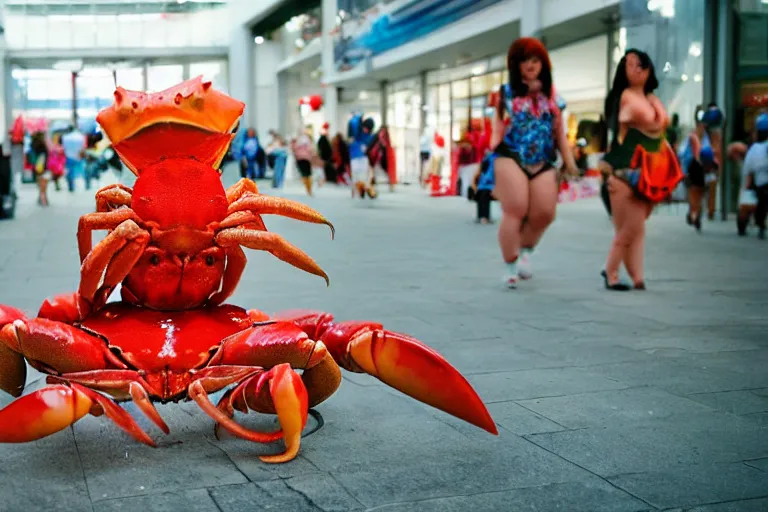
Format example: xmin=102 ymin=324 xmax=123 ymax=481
xmin=190 ymin=363 xmax=308 ymax=464
xmin=257 ymin=363 xmax=308 ymax=463
xmin=321 ymin=321 xmax=498 ymax=435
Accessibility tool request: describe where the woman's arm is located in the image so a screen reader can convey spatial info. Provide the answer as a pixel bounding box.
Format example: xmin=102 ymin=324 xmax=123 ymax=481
xmin=490 ymin=107 xmax=505 ymax=150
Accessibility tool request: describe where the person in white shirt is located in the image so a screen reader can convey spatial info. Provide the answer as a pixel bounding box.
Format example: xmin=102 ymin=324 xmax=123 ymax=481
xmin=743 ymin=113 xmax=768 ymax=239
xmin=61 ymin=127 xmax=86 ymax=192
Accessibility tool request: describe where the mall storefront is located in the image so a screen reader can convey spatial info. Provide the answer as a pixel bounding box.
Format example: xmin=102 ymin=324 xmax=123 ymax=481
xmin=620 ymin=0 xmax=768 ymax=215
xmin=382 ymin=34 xmax=612 ymax=186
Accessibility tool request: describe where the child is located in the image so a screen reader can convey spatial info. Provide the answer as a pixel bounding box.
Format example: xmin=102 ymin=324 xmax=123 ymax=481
xmin=472 ymin=153 xmax=496 ymax=224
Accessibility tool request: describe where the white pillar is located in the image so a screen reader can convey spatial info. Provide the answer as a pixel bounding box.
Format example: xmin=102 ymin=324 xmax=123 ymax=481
xmin=253 ymin=40 xmax=283 ymax=137
xmin=321 ymin=0 xmax=339 ymax=134
xmin=0 ymin=53 xmax=8 ymax=154
xmin=228 ymin=24 xmax=254 ymax=128
xmin=520 ymin=0 xmax=541 ymax=38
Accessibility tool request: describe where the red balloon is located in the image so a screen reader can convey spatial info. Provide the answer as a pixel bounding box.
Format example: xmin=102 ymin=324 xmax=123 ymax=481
xmin=433 ymin=132 xmax=445 ymax=148
xmin=309 ymin=95 xmax=324 ymax=111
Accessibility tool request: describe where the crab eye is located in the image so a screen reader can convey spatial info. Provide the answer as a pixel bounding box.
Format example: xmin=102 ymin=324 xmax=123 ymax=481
xmin=149 ymin=254 xmax=160 ymax=265
xmin=205 ymin=255 xmax=215 ymax=266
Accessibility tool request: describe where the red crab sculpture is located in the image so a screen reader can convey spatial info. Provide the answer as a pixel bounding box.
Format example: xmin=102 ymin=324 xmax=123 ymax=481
xmin=0 ymin=78 xmax=497 ymax=463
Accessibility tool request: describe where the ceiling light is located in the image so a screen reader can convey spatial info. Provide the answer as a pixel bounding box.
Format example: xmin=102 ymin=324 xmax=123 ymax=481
xmin=254 ymin=36 xmax=264 ymax=44
xmin=359 ymin=91 xmax=369 ymax=100
xmin=693 ymin=74 xmax=702 ymax=82
xmin=688 ymin=42 xmax=702 ymax=57
xmin=176 ymin=0 xmax=187 ymax=4
xmin=471 ymin=66 xmax=484 ymax=76
xmin=681 ymin=74 xmax=688 ymax=82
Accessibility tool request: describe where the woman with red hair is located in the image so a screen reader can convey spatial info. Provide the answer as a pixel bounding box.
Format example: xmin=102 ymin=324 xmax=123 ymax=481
xmin=491 ymin=37 xmax=578 ymax=288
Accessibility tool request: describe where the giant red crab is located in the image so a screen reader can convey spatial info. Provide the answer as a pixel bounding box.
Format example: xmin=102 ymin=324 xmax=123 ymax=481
xmin=0 ymin=78 xmax=497 ymax=463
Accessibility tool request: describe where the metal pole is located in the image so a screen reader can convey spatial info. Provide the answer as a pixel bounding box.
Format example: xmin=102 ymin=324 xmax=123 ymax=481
xmin=72 ymin=71 xmax=78 ymax=129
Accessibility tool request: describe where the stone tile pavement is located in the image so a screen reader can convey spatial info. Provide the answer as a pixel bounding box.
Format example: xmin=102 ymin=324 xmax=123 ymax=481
xmin=0 ymin=167 xmax=766 ymax=511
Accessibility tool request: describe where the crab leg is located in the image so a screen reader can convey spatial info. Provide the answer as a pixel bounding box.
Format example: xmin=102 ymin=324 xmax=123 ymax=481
xmin=58 ymin=370 xmax=169 ymax=434
xmin=215 ymin=228 xmax=328 ymax=285
xmin=0 ymin=306 xmax=28 ymax=397
xmin=275 ymin=310 xmax=498 ymax=435
xmin=0 ymin=382 xmax=155 ymax=446
xmin=227 ymin=194 xmax=335 ymax=239
xmin=77 ymin=208 xmax=143 ymax=262
xmin=190 ymin=363 xmax=308 ymax=463
xmin=208 ymin=245 xmax=248 ymax=306
xmin=37 ymin=292 xmax=87 ymax=324
xmin=94 ymin=183 xmax=133 ymax=213
xmin=79 ymin=219 xmax=150 ymax=309
xmin=225 ymin=178 xmax=260 ymax=204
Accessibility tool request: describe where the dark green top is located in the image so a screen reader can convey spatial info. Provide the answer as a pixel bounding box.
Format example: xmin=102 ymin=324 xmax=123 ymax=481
xmin=603 ymin=128 xmax=663 ymax=170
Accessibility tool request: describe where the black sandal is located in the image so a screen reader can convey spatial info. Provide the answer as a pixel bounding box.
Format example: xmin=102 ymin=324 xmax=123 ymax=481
xmin=601 ymin=270 xmax=631 ymax=291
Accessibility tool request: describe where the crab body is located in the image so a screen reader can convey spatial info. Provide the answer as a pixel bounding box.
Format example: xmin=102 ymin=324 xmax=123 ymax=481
xmin=75 ymin=77 xmax=334 ymax=313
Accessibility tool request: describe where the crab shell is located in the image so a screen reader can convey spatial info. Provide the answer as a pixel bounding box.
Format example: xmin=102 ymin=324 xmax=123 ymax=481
xmin=97 ymin=76 xmax=244 ymax=175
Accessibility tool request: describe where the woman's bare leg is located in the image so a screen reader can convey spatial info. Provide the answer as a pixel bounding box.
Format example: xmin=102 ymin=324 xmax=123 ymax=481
xmin=623 ymin=198 xmax=652 ymax=286
xmin=520 ymin=170 xmax=558 ymax=248
xmin=604 ymin=176 xmax=632 ymax=285
xmin=493 ymin=157 xmax=529 ymax=287
xmin=688 ymin=186 xmax=704 ymax=227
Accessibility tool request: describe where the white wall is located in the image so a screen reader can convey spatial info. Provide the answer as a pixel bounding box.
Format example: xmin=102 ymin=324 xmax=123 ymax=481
xmin=228 ymin=0 xmax=285 ymax=28
xmin=253 ymin=41 xmax=283 ymax=138
xmin=4 ymin=9 xmax=230 ymax=50
xmin=550 ymin=35 xmax=609 ymax=109
xmin=541 ymin=0 xmax=620 ymax=28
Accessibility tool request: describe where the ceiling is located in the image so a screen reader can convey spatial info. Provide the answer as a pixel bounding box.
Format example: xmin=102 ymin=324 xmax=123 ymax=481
xmin=333 ymin=1 xmax=619 ymax=90
xmin=3 ymin=0 xmax=228 ymax=16
xmin=250 ymin=0 xmax=321 ymax=37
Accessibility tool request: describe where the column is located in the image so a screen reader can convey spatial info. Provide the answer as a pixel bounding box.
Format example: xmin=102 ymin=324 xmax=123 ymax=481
xmin=0 ymin=52 xmax=8 ymax=154
xmin=142 ymin=61 xmax=149 ymax=92
xmin=713 ymin=0 xmax=735 ymax=218
xmin=520 ymin=0 xmax=541 ymax=38
xmin=380 ymin=81 xmax=388 ymax=126
xmin=321 ymin=0 xmax=339 ymax=133
xmin=253 ymin=41 xmax=283 ymax=137
xmin=419 ymin=70 xmax=428 ymax=133
xmin=228 ymin=24 xmax=254 ymax=128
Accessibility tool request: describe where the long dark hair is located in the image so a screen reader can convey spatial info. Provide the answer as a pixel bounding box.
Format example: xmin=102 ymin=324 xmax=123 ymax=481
xmin=604 ymin=49 xmax=659 ymax=129
xmin=498 ymin=37 xmax=553 ymax=117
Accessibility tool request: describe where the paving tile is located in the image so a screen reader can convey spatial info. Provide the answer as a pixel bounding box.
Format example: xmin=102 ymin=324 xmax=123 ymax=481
xmin=466 ymin=367 xmax=630 ymax=402
xmin=685 ymin=498 xmax=768 ymax=511
xmin=208 ymin=481 xmax=321 ymax=511
xmin=517 ymin=386 xmax=718 ymax=429
xmin=608 ymin=463 xmax=768 ymax=510
xmin=93 ymin=489 xmax=220 ymax=512
xmin=525 ymin=414 xmax=768 ymax=476
xmin=73 ymin=404 xmax=248 ymax=501
xmin=368 ymin=480 xmax=650 ymax=511
xmin=0 ymin=430 xmax=91 ymax=512
xmin=487 ymin=400 xmax=567 ymax=435
xmin=687 ymin=389 xmax=768 ymax=415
